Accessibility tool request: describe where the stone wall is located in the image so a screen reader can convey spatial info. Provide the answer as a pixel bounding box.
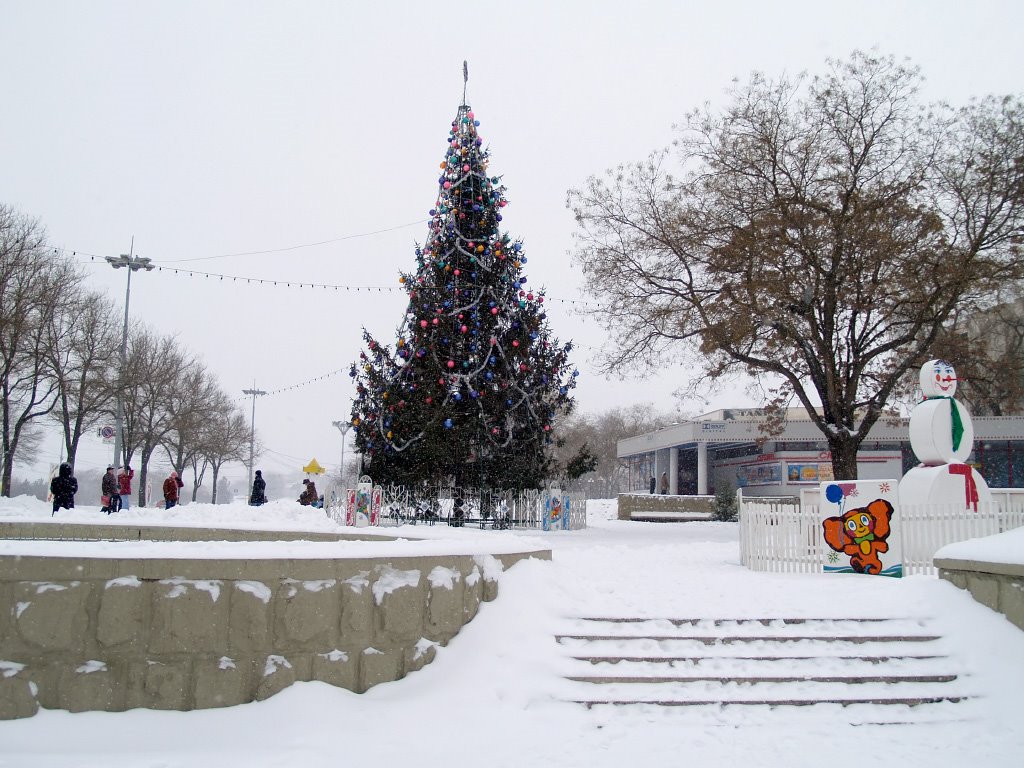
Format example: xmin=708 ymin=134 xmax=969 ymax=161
xmin=935 ymin=556 xmax=1024 ymax=632
xmin=0 ymin=521 xmax=386 ymax=542
xmin=0 ymin=548 xmax=548 ymax=719
xmin=617 ymin=493 xmax=715 ymax=521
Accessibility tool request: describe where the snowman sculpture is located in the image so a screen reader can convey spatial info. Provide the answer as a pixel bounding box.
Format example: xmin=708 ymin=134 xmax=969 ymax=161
xmin=898 ymin=359 xmax=991 ymax=511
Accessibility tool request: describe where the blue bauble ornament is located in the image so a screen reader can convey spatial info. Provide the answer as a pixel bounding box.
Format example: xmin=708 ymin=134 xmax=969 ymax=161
xmin=444 ymin=419 xmax=453 ymax=429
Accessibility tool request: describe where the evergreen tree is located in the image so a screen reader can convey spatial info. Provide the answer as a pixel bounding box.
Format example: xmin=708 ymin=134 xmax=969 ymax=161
xmin=350 ymin=102 xmax=577 ymax=490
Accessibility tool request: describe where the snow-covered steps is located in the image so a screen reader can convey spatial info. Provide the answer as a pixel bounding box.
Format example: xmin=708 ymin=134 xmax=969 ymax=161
xmin=555 ymin=617 xmax=977 ymax=720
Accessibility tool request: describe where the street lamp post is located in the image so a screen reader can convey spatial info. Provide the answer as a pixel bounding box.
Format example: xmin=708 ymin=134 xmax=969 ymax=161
xmin=331 ymin=420 xmax=351 ymax=487
xmin=105 ymin=245 xmax=154 ymax=486
xmin=243 ymin=383 xmax=267 ymax=494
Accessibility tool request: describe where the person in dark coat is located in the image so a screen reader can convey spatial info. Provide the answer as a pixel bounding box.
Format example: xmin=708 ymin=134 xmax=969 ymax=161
xmin=50 ymin=462 xmax=78 ymax=515
xmin=298 ymin=478 xmax=318 ymax=506
xmin=649 ymin=476 xmax=656 ymax=494
xmin=101 ymin=465 xmax=120 ymax=514
xmin=162 ymin=470 xmax=184 ymax=510
xmin=249 ymin=469 xmax=267 ymax=506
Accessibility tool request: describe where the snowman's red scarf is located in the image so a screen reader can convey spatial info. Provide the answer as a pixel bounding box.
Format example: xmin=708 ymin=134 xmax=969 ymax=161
xmin=948 ymin=463 xmax=979 ymax=512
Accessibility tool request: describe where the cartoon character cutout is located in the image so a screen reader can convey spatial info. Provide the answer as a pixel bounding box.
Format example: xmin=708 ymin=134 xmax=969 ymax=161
xmin=550 ymin=495 xmax=562 ymax=523
xmin=822 ymin=498 xmax=894 ymax=574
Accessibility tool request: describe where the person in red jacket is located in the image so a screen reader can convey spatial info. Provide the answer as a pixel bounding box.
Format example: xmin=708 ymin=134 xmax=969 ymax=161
xmin=163 ymin=470 xmax=184 ymax=510
xmin=117 ymin=465 xmax=135 ymax=510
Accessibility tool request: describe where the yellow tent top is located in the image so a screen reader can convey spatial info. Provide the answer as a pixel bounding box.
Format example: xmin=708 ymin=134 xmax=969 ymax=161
xmin=303 ymin=458 xmax=326 ymax=475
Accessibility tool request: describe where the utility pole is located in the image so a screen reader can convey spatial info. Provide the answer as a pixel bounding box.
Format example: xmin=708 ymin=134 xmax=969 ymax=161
xmin=243 ymin=383 xmax=267 ymax=494
xmin=105 ymin=242 xmax=154 ymax=481
xmin=331 ymin=420 xmax=351 ymax=487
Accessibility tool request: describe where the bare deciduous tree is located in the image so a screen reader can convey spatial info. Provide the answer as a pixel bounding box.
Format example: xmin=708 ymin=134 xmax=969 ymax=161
xmin=46 ymin=289 xmax=119 ymax=471
xmin=554 ymin=404 xmax=681 ymax=496
xmin=0 ymin=206 xmax=80 ymax=494
xmin=928 ymin=297 xmax=1024 ymax=416
xmin=196 ymin=401 xmax=249 ymax=504
xmin=121 ymin=327 xmax=182 ymax=506
xmin=162 ymin=361 xmax=222 ymax=502
xmin=569 ymin=52 xmax=1024 ymax=479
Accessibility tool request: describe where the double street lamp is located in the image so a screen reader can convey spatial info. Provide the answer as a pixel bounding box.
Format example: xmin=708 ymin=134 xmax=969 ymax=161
xmin=105 ymin=248 xmax=154 ymax=480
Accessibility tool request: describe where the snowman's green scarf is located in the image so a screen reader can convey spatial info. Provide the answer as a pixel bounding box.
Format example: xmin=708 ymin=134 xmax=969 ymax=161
xmin=925 ymin=396 xmax=965 ymax=452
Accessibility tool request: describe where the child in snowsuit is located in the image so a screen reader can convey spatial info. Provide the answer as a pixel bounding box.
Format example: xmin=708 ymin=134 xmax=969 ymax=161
xmin=50 ymin=462 xmax=78 ymax=515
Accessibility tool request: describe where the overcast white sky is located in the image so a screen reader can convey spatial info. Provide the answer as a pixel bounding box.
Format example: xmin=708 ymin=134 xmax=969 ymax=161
xmin=3 ymin=1 xmax=1024 ymax=491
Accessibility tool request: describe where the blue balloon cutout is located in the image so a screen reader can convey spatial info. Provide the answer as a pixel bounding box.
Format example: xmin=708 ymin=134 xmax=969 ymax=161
xmin=825 ymin=484 xmax=844 ymax=504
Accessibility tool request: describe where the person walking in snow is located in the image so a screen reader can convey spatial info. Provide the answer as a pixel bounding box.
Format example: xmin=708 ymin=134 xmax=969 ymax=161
xmin=660 ymin=472 xmax=669 ymax=495
xmin=163 ymin=470 xmax=184 ymax=510
xmin=50 ymin=462 xmax=78 ymax=515
xmin=101 ymin=465 xmax=120 ymax=514
xmin=249 ymin=469 xmax=267 ymax=506
xmin=117 ymin=465 xmax=134 ymax=510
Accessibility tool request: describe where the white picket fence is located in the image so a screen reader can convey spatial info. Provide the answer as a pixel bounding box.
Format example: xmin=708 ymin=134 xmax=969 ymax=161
xmin=738 ymin=489 xmax=1024 ymax=576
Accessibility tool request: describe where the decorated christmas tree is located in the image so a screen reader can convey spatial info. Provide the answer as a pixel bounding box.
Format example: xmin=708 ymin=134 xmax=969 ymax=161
xmin=349 ymin=94 xmax=577 ymax=491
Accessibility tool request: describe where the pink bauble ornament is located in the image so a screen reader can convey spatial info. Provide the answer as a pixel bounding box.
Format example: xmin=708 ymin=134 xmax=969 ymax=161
xmin=460 ymin=325 xmax=468 ymax=333
xmin=491 ymin=307 xmax=498 ymax=315
xmin=420 ymin=320 xmax=427 ymax=328
xmin=512 ymin=340 xmax=519 ymax=347
xmin=463 ymin=164 xmax=470 ymax=172
xmin=443 ymin=181 xmax=451 ymax=189
xmin=447 ymin=360 xmax=455 ymax=368
xmin=432 ymin=318 xmax=439 ymax=325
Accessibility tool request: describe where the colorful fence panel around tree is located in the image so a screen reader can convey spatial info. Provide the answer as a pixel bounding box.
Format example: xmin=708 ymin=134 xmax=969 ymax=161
xmin=329 ymin=484 xmax=585 ymax=531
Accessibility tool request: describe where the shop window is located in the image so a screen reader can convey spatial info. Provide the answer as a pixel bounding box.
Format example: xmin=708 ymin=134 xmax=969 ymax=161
xmin=979 ymin=442 xmax=1009 ymax=488
xmin=1010 ymin=442 xmax=1024 ymax=488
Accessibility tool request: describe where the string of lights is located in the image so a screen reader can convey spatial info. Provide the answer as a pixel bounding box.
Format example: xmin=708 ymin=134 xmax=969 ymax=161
xmin=71 ymin=250 xmax=596 ymax=306
xmin=230 ymin=366 xmax=351 ymax=404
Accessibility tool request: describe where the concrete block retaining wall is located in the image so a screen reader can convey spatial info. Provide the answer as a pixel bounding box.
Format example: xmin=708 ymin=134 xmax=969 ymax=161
xmin=936 ymin=557 xmax=1024 ymax=632
xmin=0 ymin=521 xmax=388 ymax=542
xmin=617 ymin=493 xmax=715 ymax=521
xmin=0 ymin=548 xmax=548 ymax=719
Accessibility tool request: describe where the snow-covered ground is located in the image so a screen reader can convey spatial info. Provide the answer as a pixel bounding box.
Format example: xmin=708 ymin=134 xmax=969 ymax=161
xmin=1 ymin=497 xmax=1023 ymax=767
